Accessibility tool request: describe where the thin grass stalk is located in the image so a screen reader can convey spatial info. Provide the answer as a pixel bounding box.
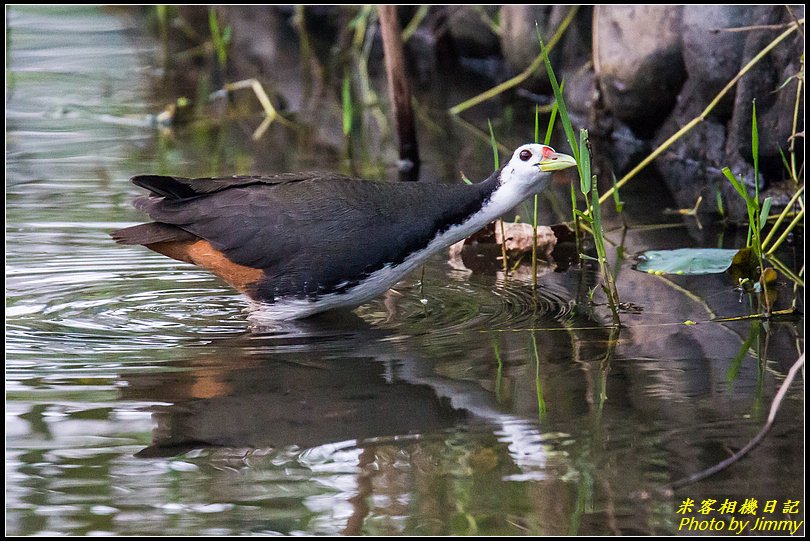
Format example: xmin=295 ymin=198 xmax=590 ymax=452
xmin=537 ymin=32 xmax=580 ymax=165
xmin=531 ymin=333 xmax=547 ymax=418
xmin=493 ymin=340 xmax=504 ymax=404
xmin=532 ymin=194 xmax=540 ymax=287
xmin=532 ymin=106 xmax=540 ymax=288
xmin=341 ymin=73 xmax=354 ymax=163
xmin=789 ymin=53 xmax=804 ymax=182
xmin=570 ymin=182 xmax=582 ymax=262
xmin=156 ymin=5 xmax=169 ymax=43
xmin=401 ymin=5 xmax=429 ymax=43
xmin=752 ymin=101 xmax=760 ymax=203
xmin=488 ymin=120 xmax=508 ymax=275
xmin=448 ymin=6 xmax=579 ymax=116
xmin=450 ymin=115 xmax=512 ymax=155
xmin=597 ymin=19 xmax=804 ymax=207
xmin=765 ymin=208 xmax=804 ymax=256
xmin=351 ymin=5 xmax=373 ymax=49
xmin=588 ymin=175 xmax=621 ymax=326
xmin=538 ymin=31 xmax=620 ymax=323
xmin=750 ymin=101 xmax=764 ymax=263
xmin=531 ymin=101 xmax=561 ymax=289
xmin=208 ymin=8 xmax=229 ymax=71
xmin=761 ymin=185 xmax=804 ymax=250
xmin=499 ymin=219 xmax=508 ymax=275
xmin=722 ymin=170 xmax=764 ymax=267
xmin=350 ymin=7 xmax=389 ymax=139
xmin=537 ymin=33 xmax=586 ymax=262
xmin=767 ymin=254 xmax=804 ymax=288
xmin=536 ymin=86 xmax=564 ymax=287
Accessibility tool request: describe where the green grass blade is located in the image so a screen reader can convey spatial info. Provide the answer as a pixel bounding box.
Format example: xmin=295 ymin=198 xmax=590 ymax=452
xmin=573 ymin=209 xmax=591 ymax=222
xmin=536 ymin=25 xmax=579 ymax=164
xmin=401 ymin=5 xmax=429 ymax=43
xmin=579 ymin=129 xmax=591 ymax=194
xmin=208 ymin=7 xmax=228 ymax=69
xmin=611 ymin=172 xmax=624 ymax=213
xmin=341 ymin=75 xmax=352 ymax=136
xmin=544 ymin=86 xmax=561 ymax=145
xmin=778 ymin=147 xmax=792 ymax=176
xmin=489 ymin=118 xmax=506 ymax=273
xmin=721 ymin=167 xmax=749 ymax=202
xmin=531 ymin=333 xmax=547 ymax=418
xmin=752 ymin=100 xmax=759 ymax=201
xmin=590 ymin=180 xmax=601 ymax=224
xmin=715 ymin=188 xmax=724 ymax=218
xmin=759 ymin=197 xmax=772 ymax=231
xmin=488 ymin=119 xmax=500 ymax=169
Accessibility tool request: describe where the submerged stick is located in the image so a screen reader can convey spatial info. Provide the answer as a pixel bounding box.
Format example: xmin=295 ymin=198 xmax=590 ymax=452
xmin=669 ymin=353 xmax=805 ymax=490
xmin=377 ymin=5 xmax=420 ymax=179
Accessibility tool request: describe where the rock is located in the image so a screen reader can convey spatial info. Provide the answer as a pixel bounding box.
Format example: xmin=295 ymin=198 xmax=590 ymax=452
xmin=725 ymin=5 xmax=804 ymax=181
xmin=499 ymin=5 xmax=556 ymax=77
xmin=593 ymin=6 xmax=686 ymax=136
xmin=652 ymin=77 xmax=753 ymax=221
xmin=603 ymin=121 xmax=650 ymax=174
xmin=563 ymin=64 xmax=598 ymax=129
xmin=446 ymin=6 xmax=501 ymax=58
xmin=651 ymin=5 xmax=804 ymax=220
xmin=494 ymin=222 xmax=557 ymax=258
xmin=498 ymin=6 xmax=593 ymax=95
xmin=681 ymin=6 xmax=755 ymax=118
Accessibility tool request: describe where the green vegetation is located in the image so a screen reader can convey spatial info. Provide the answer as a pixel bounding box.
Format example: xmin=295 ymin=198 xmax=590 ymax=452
xmin=537 ymin=30 xmax=621 ymax=325
xmin=720 ymin=99 xmax=804 ymax=313
xmin=208 ymin=7 xmax=231 ymax=71
xmin=720 ymin=102 xmax=772 ymax=265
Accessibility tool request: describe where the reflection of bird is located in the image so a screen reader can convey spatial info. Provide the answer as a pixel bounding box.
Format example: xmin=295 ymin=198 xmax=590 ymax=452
xmin=112 ymin=144 xmax=576 ymax=319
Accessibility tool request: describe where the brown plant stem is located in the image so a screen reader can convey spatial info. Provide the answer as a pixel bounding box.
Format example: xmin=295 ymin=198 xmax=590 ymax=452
xmin=377 ymin=5 xmax=420 ymax=179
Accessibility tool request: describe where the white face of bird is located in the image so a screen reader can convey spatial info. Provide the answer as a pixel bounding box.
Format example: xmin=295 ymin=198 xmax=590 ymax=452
xmin=496 ymin=143 xmax=578 ymax=199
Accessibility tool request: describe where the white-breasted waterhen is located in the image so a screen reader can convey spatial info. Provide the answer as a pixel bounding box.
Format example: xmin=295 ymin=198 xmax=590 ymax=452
xmin=112 ymin=143 xmax=577 ymax=319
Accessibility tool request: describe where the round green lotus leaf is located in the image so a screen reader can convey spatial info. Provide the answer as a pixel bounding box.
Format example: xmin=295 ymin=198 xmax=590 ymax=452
xmin=635 ymin=248 xmax=740 ymax=275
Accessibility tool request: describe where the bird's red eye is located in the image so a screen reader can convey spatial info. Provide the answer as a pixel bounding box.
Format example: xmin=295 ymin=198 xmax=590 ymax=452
xmin=519 ymin=149 xmax=532 ymax=161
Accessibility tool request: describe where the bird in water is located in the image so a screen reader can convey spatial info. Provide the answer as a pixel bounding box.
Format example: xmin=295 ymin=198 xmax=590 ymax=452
xmin=112 ymin=143 xmax=577 ymax=320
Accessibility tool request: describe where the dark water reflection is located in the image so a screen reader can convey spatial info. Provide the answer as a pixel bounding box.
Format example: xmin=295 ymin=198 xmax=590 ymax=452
xmin=6 ymin=5 xmax=804 ymax=536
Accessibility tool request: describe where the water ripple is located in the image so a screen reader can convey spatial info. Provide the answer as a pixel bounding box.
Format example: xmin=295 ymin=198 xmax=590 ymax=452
xmin=358 ymin=261 xmax=580 ymax=340
xmin=7 ymin=231 xmax=249 ymax=357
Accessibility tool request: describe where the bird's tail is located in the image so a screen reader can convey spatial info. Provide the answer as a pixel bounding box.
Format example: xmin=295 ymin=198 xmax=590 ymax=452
xmin=111 ymin=222 xmax=197 ymax=246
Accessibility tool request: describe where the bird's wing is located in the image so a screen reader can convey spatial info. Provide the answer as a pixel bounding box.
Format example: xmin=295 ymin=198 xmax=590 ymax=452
xmin=130 ymin=172 xmax=360 ymax=200
xmin=134 ymin=177 xmax=492 ymax=298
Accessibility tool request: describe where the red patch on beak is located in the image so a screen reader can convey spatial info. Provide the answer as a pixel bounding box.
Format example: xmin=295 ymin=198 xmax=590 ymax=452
xmin=541 ymin=146 xmax=555 ymax=159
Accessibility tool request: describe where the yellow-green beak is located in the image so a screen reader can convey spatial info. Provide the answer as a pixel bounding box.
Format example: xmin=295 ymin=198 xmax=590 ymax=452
xmin=539 ymin=151 xmax=578 ymax=172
